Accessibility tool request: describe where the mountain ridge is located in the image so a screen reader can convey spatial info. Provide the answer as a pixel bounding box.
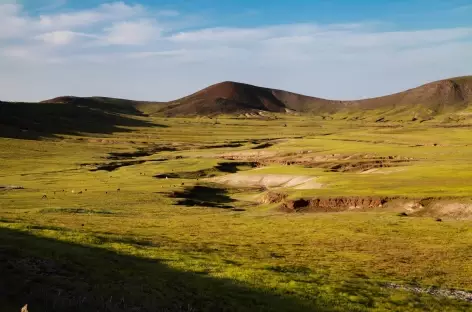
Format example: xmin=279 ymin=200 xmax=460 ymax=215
xmin=31 ymin=75 xmax=472 ymax=118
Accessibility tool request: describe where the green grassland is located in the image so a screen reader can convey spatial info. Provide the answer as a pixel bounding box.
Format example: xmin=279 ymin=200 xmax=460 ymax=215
xmin=1 ymin=115 xmax=472 ymax=311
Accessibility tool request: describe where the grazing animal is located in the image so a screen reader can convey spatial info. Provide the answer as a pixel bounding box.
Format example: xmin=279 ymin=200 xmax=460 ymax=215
xmin=42 ymin=195 xmax=47 ymax=199
xmin=106 ymin=191 xmax=108 ymax=194
xmin=78 ymin=191 xmax=83 ymax=194
xmin=117 ymin=188 xmax=120 ymax=192
xmin=21 ymin=304 xmax=28 ymax=312
xmin=85 ymin=189 xmax=87 ymax=191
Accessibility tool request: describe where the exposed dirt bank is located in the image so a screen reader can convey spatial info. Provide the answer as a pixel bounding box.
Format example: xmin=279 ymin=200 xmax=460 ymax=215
xmin=279 ymin=196 xmax=472 ymax=219
xmin=209 ymin=174 xmax=322 ymax=189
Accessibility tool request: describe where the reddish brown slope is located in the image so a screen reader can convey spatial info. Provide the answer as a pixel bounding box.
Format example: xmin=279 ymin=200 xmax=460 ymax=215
xmin=153 ymin=81 xmax=341 ymax=116
xmin=39 ymin=76 xmax=472 ymax=117
xmin=344 ymin=77 xmax=472 ymax=111
xmin=154 ymin=76 xmax=472 ymax=117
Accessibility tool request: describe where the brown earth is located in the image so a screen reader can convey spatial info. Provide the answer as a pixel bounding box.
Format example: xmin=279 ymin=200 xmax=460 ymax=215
xmin=208 ymin=174 xmax=322 ymax=189
xmin=258 ymin=191 xmax=288 ymax=204
xmin=280 ymin=197 xmax=390 ymax=213
xmin=37 ymin=76 xmax=472 ymax=118
xmin=150 ymin=77 xmax=472 ymax=117
xmin=219 ymin=151 xmax=415 ymax=173
xmin=279 ymin=196 xmax=472 ymax=219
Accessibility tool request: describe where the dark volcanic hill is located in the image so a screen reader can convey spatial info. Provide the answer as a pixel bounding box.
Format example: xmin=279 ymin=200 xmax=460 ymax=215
xmin=152 ymin=81 xmax=340 ymax=116
xmin=2 ymin=76 xmax=471 ymax=139
xmin=20 ymin=75 xmax=472 ymax=119
xmin=153 ymin=76 xmax=472 ymax=118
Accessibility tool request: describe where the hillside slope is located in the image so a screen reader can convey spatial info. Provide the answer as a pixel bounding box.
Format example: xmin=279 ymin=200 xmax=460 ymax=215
xmin=41 ymin=96 xmax=165 ymax=116
xmin=151 ymin=81 xmax=342 ymax=116
xmin=0 ymin=99 xmax=158 ymax=139
xmin=153 ymin=76 xmax=472 ymax=118
xmin=10 ymin=75 xmax=472 ymax=121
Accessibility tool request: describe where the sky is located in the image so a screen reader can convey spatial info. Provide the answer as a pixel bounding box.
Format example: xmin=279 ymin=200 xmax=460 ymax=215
xmin=1 ymin=0 xmax=472 ymax=102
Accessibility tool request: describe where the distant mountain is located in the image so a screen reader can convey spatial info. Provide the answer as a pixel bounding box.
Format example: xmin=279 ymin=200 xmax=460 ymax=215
xmin=41 ymin=96 xmax=165 ymax=116
xmin=151 ymin=76 xmax=472 ymax=119
xmin=150 ymin=81 xmax=339 ymax=116
xmin=23 ymin=75 xmax=472 ymax=120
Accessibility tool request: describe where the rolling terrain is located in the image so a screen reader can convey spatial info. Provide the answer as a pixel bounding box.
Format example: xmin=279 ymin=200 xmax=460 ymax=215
xmin=2 ymin=76 xmax=471 ymax=140
xmin=1 ymin=76 xmax=472 ymax=311
xmin=40 ymin=76 xmax=472 ymax=120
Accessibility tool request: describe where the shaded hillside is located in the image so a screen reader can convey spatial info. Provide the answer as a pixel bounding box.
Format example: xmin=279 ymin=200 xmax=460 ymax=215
xmin=42 ymin=96 xmax=165 ymax=116
xmin=0 ymin=101 xmax=160 ymax=139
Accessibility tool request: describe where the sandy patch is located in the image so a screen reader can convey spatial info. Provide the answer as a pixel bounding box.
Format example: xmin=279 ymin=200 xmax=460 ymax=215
xmin=219 ymin=150 xmax=278 ymax=160
xmin=359 ymin=168 xmax=405 ymax=174
xmin=208 ymin=174 xmax=322 ymax=189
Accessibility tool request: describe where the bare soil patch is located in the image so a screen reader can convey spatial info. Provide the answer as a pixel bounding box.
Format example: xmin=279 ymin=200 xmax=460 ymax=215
xmin=278 ymin=196 xmax=472 ymax=219
xmin=280 ymin=197 xmax=390 ymax=213
xmin=40 ymin=208 xmax=114 ymax=215
xmin=209 ymin=174 xmax=322 ymax=189
xmin=0 ymin=185 xmax=24 ymax=191
xmin=258 ymin=191 xmax=288 ymax=204
xmin=219 ymin=151 xmax=414 ymax=173
xmin=315 ymin=158 xmax=412 ymax=173
xmin=384 ymin=283 xmax=472 ymax=302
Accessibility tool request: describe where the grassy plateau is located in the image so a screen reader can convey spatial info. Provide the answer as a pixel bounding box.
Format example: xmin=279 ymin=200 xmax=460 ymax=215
xmin=1 ymin=113 xmax=472 ymax=311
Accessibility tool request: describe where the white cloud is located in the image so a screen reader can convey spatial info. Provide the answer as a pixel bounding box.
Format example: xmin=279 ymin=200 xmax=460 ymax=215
xmin=0 ymin=2 xmax=471 ymax=102
xmin=35 ymin=30 xmax=96 ymax=45
xmin=126 ymin=49 xmax=187 ymax=59
xmin=38 ymin=2 xmax=144 ymax=30
xmin=0 ymin=4 xmax=29 ymax=39
xmin=2 ymin=46 xmax=31 ymax=59
xmin=105 ymin=19 xmax=161 ymax=45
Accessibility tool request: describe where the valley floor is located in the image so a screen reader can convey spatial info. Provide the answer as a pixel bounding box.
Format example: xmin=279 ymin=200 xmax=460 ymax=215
xmin=1 ymin=116 xmax=472 ymax=311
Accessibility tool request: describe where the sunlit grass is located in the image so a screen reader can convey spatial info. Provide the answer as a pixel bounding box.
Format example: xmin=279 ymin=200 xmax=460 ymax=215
xmin=1 ymin=116 xmax=472 ymax=310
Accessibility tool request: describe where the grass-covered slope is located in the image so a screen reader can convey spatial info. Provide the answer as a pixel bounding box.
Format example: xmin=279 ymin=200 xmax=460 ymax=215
xmin=1 ymin=116 xmax=472 ymax=311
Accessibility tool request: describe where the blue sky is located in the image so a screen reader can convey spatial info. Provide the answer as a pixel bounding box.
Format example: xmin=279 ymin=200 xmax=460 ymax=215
xmin=1 ymin=0 xmax=472 ymax=101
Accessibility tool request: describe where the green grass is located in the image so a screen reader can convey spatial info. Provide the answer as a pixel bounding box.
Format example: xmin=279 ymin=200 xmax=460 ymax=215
xmin=1 ymin=116 xmax=472 ymax=311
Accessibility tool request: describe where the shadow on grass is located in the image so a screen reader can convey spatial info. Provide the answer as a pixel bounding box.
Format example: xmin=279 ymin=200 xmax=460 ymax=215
xmin=0 ymin=227 xmax=330 ymax=312
xmin=154 ymin=162 xmax=259 ymax=179
xmin=214 ymin=162 xmax=259 ymax=173
xmin=169 ymin=185 xmax=235 ymax=209
xmin=0 ymin=101 xmax=165 ymax=140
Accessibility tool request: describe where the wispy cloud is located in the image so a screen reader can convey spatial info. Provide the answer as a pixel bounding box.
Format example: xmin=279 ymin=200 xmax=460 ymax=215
xmin=0 ymin=1 xmax=471 ymax=102
xmin=104 ymin=19 xmax=161 ymax=45
xmin=35 ymin=30 xmax=97 ymax=45
xmin=38 ymin=2 xmax=144 ymax=29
